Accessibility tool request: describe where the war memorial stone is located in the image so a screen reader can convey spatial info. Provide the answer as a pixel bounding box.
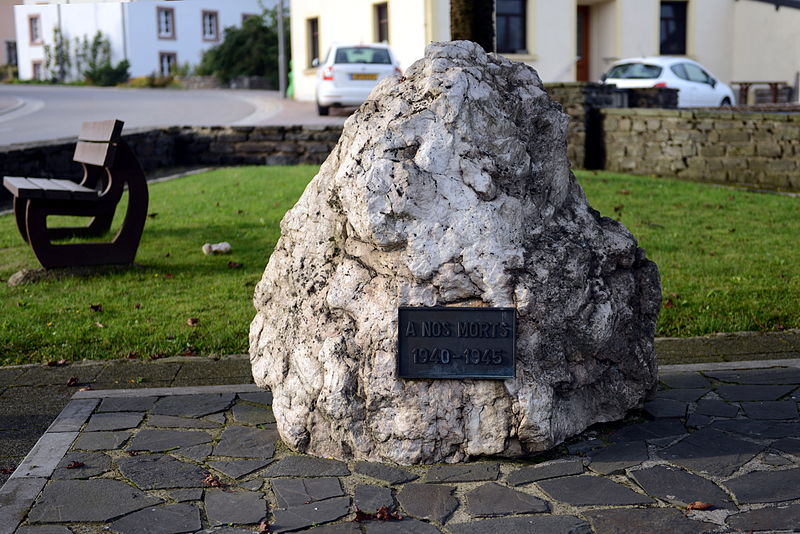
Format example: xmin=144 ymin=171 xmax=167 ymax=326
xmin=250 ymin=41 xmax=661 ymax=464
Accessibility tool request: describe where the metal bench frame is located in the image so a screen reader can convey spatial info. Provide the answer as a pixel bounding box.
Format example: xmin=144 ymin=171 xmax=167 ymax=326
xmin=2 ymin=119 xmax=148 ymax=269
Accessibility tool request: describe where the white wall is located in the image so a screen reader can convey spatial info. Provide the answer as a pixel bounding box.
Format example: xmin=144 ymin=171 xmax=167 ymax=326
xmin=616 ymin=0 xmax=657 ymax=59
xmin=587 ymin=0 xmax=616 ymax=81
xmin=527 ymin=0 xmax=576 ymax=82
xmin=689 ymin=0 xmax=733 ymax=84
xmin=732 ymin=0 xmax=800 ymax=86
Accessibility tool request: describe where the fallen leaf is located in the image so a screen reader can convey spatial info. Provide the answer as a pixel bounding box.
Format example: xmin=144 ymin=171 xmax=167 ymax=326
xmin=149 ymin=353 xmax=165 ymax=361
xmin=0 ymin=467 xmax=14 ymax=474
xmin=134 ymin=303 xmax=142 ymax=309
xmin=164 ymin=252 xmax=171 ymax=258
xmin=65 ymin=461 xmax=85 ymax=469
xmin=126 ymin=450 xmax=143 ymax=457
xmin=127 ymin=352 xmax=139 ymax=359
xmin=257 ymin=521 xmax=269 ymax=533
xmin=164 ymin=273 xmax=174 ymax=279
xmin=237 ymin=209 xmax=244 ymax=214
xmin=227 ymin=261 xmax=242 ymax=269
xmin=203 ymin=473 xmax=223 ymax=487
xmin=685 ymin=501 xmax=713 ymax=515
xmin=77 ymin=386 xmax=92 ymax=392
xmin=187 ymin=317 xmax=200 ymax=326
xmin=66 ymin=377 xmax=79 ymax=387
xmin=617 ymin=189 xmax=631 ymax=195
xmin=89 ymin=304 xmax=103 ymax=312
xmin=353 ymin=506 xmax=402 ymax=522
xmin=95 ymin=322 xmax=105 ymax=328
xmin=47 ymin=359 xmax=69 ymax=367
xmin=179 ymin=346 xmax=198 ymax=357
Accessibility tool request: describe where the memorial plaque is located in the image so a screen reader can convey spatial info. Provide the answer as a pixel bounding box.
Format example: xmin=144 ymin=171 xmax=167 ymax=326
xmin=397 ymin=307 xmax=516 ymax=379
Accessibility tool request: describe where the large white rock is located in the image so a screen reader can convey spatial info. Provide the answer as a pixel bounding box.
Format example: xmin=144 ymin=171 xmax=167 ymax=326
xmin=250 ymin=41 xmax=660 ymax=464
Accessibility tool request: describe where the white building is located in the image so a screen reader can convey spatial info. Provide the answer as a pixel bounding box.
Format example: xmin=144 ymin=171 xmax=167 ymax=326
xmin=14 ymin=0 xmax=268 ymax=81
xmin=291 ymin=0 xmax=800 ymax=103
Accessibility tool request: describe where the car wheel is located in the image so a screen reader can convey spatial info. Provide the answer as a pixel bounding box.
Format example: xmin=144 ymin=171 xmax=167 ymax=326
xmin=720 ymin=97 xmax=732 ymax=107
xmin=317 ymin=102 xmax=330 ymax=116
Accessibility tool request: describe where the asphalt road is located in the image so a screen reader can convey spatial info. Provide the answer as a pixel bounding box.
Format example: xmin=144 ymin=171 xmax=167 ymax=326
xmin=0 ymin=84 xmax=348 ymax=146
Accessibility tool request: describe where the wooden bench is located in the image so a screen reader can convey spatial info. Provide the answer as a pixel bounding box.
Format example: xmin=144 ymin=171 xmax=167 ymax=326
xmin=2 ymin=119 xmax=148 ymax=269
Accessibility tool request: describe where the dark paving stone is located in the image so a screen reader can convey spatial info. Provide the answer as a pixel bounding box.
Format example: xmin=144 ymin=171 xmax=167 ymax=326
xmin=355 ymin=484 xmax=394 ymax=513
xmin=94 ymin=361 xmax=181 ymax=386
xmin=772 ymin=437 xmax=800 ymax=455
xmin=16 ymin=527 xmax=74 ymax=534
xmin=0 ymin=367 xmax=25 ymax=386
xmin=588 ymin=441 xmax=648 ymax=475
xmin=609 ymin=419 xmax=687 ymax=443
xmin=726 ymin=502 xmax=800 ymax=531
xmin=653 ymin=388 xmax=708 ymax=402
xmin=172 ymin=359 xmax=252 ymax=381
xmin=152 ymin=393 xmax=235 ymax=418
xmin=84 ymin=412 xmax=144 ymax=431
xmin=630 ymin=464 xmax=735 ymax=509
xmin=506 ymin=459 xmax=584 ymax=486
xmin=584 ymin=507 xmax=717 ymax=534
xmin=762 ymin=452 xmax=793 ymax=466
xmin=127 ymin=429 xmax=212 ymax=452
xmin=354 ymin=461 xmax=419 ymax=484
xmin=424 ymin=463 xmax=499 ymax=482
xmin=205 ymin=488 xmax=267 ymax=526
xmin=263 ymin=455 xmax=350 ymax=477
xmin=16 ymin=365 xmax=103 ymax=386
xmin=169 ymin=488 xmax=204 ymax=502
xmin=208 ymin=459 xmax=272 ymax=479
xmin=110 ymin=503 xmax=201 ymax=534
xmin=695 ymin=399 xmax=739 ymax=418
xmin=660 ymin=372 xmax=710 ymax=390
xmin=231 ymin=402 xmax=276 ymax=425
xmin=724 ymin=468 xmax=800 ymax=503
xmin=715 ymin=385 xmax=795 ymax=401
xmin=709 ymin=419 xmax=800 ymax=439
xmin=52 ymin=451 xmax=111 ymax=479
xmin=273 ymin=478 xmax=344 ymax=508
xmin=0 ymin=477 xmax=47 ymax=533
xmin=566 ymin=438 xmax=604 ymax=454
xmin=742 ymin=400 xmax=799 ymax=419
xmin=205 ymin=413 xmax=226 ymax=424
xmin=447 ymin=515 xmax=590 ymax=534
xmin=465 ymin=482 xmax=548 ymax=516
xmin=660 ymin=427 xmax=763 ymax=477
xmin=174 ymin=444 xmax=213 ymax=462
xmin=686 ymin=414 xmax=711 ymax=428
xmin=213 ymin=425 xmax=278 ymax=459
xmin=146 ymin=414 xmax=221 ymax=429
xmin=271 ymin=496 xmax=351 ymax=532
xmin=396 ymin=483 xmax=458 ymax=524
xmin=118 ymin=454 xmax=208 ymax=489
xmin=307 ymin=524 xmax=362 ymax=534
xmin=644 ymin=399 xmax=688 ymax=418
xmin=537 ymin=475 xmax=652 ymax=506
xmin=241 ymin=480 xmax=264 ymax=491
xmin=705 ymin=367 xmax=800 ymax=385
xmin=364 ymin=519 xmax=442 ymax=533
xmin=238 ymin=391 xmax=273 ymax=405
xmin=97 ymin=396 xmax=157 ymax=412
xmin=71 ymin=431 xmax=130 ymax=450
xmin=196 ymin=529 xmax=256 ymax=534
xmin=27 ymin=479 xmax=162 ymax=522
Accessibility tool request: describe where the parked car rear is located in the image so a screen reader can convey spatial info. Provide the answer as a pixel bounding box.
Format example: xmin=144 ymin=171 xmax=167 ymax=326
xmin=314 ymin=43 xmax=401 ymax=116
xmin=602 ymin=56 xmax=735 ymax=108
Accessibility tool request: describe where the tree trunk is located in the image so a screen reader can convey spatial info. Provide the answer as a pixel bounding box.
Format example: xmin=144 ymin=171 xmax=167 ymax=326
xmin=450 ymin=0 xmax=495 ymax=53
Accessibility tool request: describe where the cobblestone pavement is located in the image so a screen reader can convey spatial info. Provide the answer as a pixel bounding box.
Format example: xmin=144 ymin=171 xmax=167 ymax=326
xmin=1 ymin=333 xmax=799 ymax=534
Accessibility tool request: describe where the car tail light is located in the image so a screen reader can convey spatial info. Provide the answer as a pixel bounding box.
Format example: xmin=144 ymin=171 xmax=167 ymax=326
xmin=653 ymin=82 xmax=667 ymax=88
xmin=322 ymin=66 xmax=334 ymax=81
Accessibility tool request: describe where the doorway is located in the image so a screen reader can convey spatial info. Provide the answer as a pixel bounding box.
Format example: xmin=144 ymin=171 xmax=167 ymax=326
xmin=576 ymin=6 xmax=590 ymax=81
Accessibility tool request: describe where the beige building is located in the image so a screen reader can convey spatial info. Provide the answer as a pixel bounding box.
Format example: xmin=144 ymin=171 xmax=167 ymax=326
xmin=1 ymin=0 xmax=22 ymax=67
xmin=291 ymin=0 xmax=800 ymax=103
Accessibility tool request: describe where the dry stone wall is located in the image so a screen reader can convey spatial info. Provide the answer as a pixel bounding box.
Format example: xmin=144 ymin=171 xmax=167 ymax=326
xmin=602 ymin=108 xmax=800 ymax=191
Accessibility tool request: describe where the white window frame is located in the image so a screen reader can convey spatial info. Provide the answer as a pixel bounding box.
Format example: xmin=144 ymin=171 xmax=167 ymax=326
xmin=157 ymin=7 xmax=176 ymax=40
xmin=202 ymin=10 xmax=219 ymax=42
xmin=159 ymin=51 xmax=177 ymax=76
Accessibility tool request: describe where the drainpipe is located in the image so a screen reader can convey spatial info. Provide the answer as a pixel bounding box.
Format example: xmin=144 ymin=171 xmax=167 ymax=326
xmin=278 ymin=0 xmax=287 ymax=98
xmin=121 ymin=3 xmax=128 ymax=62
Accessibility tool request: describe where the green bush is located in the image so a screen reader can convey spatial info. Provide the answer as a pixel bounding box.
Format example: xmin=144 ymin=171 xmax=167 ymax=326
xmin=84 ymin=59 xmax=130 ymax=86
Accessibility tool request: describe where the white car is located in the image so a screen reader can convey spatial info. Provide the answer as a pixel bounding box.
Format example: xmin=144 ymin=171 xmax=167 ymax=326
xmin=314 ymin=43 xmax=401 ymax=116
xmin=601 ymin=57 xmax=735 ymax=108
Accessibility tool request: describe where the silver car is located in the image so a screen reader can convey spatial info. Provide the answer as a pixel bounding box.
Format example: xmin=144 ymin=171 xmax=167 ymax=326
xmin=314 ymin=43 xmax=401 ymax=116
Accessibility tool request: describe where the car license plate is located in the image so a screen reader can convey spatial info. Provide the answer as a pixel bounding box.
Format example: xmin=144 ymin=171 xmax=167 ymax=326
xmin=351 ymin=73 xmax=377 ymax=81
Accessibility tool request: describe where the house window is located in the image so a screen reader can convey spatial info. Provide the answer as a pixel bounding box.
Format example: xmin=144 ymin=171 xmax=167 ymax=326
xmin=159 ymin=52 xmax=177 ymax=76
xmin=202 ymin=10 xmax=219 ymax=41
xmin=307 ymin=17 xmax=319 ymax=67
xmin=29 ymin=15 xmax=42 ymax=45
xmin=374 ymin=3 xmax=389 ymax=42
xmin=496 ymin=0 xmax=526 ymax=54
xmin=157 ymin=7 xmax=175 ymax=39
xmin=32 ymin=60 xmax=43 ymax=80
xmin=660 ymin=1 xmax=687 ymax=55
xmin=6 ymin=41 xmax=17 ymax=66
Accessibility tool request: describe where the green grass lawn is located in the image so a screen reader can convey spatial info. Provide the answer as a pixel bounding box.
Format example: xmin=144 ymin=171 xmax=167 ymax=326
xmin=0 ymin=166 xmax=798 ymax=365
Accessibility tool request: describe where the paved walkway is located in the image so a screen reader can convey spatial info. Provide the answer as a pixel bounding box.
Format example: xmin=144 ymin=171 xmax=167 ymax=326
xmin=1 ymin=333 xmax=799 ymax=534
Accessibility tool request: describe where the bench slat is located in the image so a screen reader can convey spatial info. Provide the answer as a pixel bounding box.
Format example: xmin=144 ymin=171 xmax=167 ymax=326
xmin=74 ymin=140 xmax=116 ymax=166
xmin=78 ymin=119 xmax=123 ymax=142
xmin=3 ymin=176 xmax=45 ymax=198
xmin=3 ymin=176 xmax=99 ymax=200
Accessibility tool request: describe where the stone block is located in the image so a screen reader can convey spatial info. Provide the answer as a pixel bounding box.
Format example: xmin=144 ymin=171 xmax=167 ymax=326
xmin=755 ymin=143 xmax=783 ymax=157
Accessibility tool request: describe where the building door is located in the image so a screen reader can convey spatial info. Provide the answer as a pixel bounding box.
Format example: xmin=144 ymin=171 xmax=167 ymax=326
xmin=576 ymin=6 xmax=590 ymax=81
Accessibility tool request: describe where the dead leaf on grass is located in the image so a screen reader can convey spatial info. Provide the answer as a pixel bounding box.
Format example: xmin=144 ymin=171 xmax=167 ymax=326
xmin=89 ymin=304 xmax=103 ymax=312
xmin=227 ymin=261 xmax=243 ymax=269
xmin=187 ymin=317 xmax=200 ymax=326
xmin=617 ymin=189 xmax=631 ymax=195
xmin=47 ymin=359 xmax=69 ymax=367
xmin=95 ymin=322 xmax=105 ymax=328
xmin=66 ymin=377 xmax=79 ymax=387
xmin=77 ymin=386 xmax=92 ymax=392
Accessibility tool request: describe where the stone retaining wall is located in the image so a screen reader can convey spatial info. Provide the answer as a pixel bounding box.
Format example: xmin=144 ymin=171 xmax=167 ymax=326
xmin=602 ymin=108 xmax=800 ymax=191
